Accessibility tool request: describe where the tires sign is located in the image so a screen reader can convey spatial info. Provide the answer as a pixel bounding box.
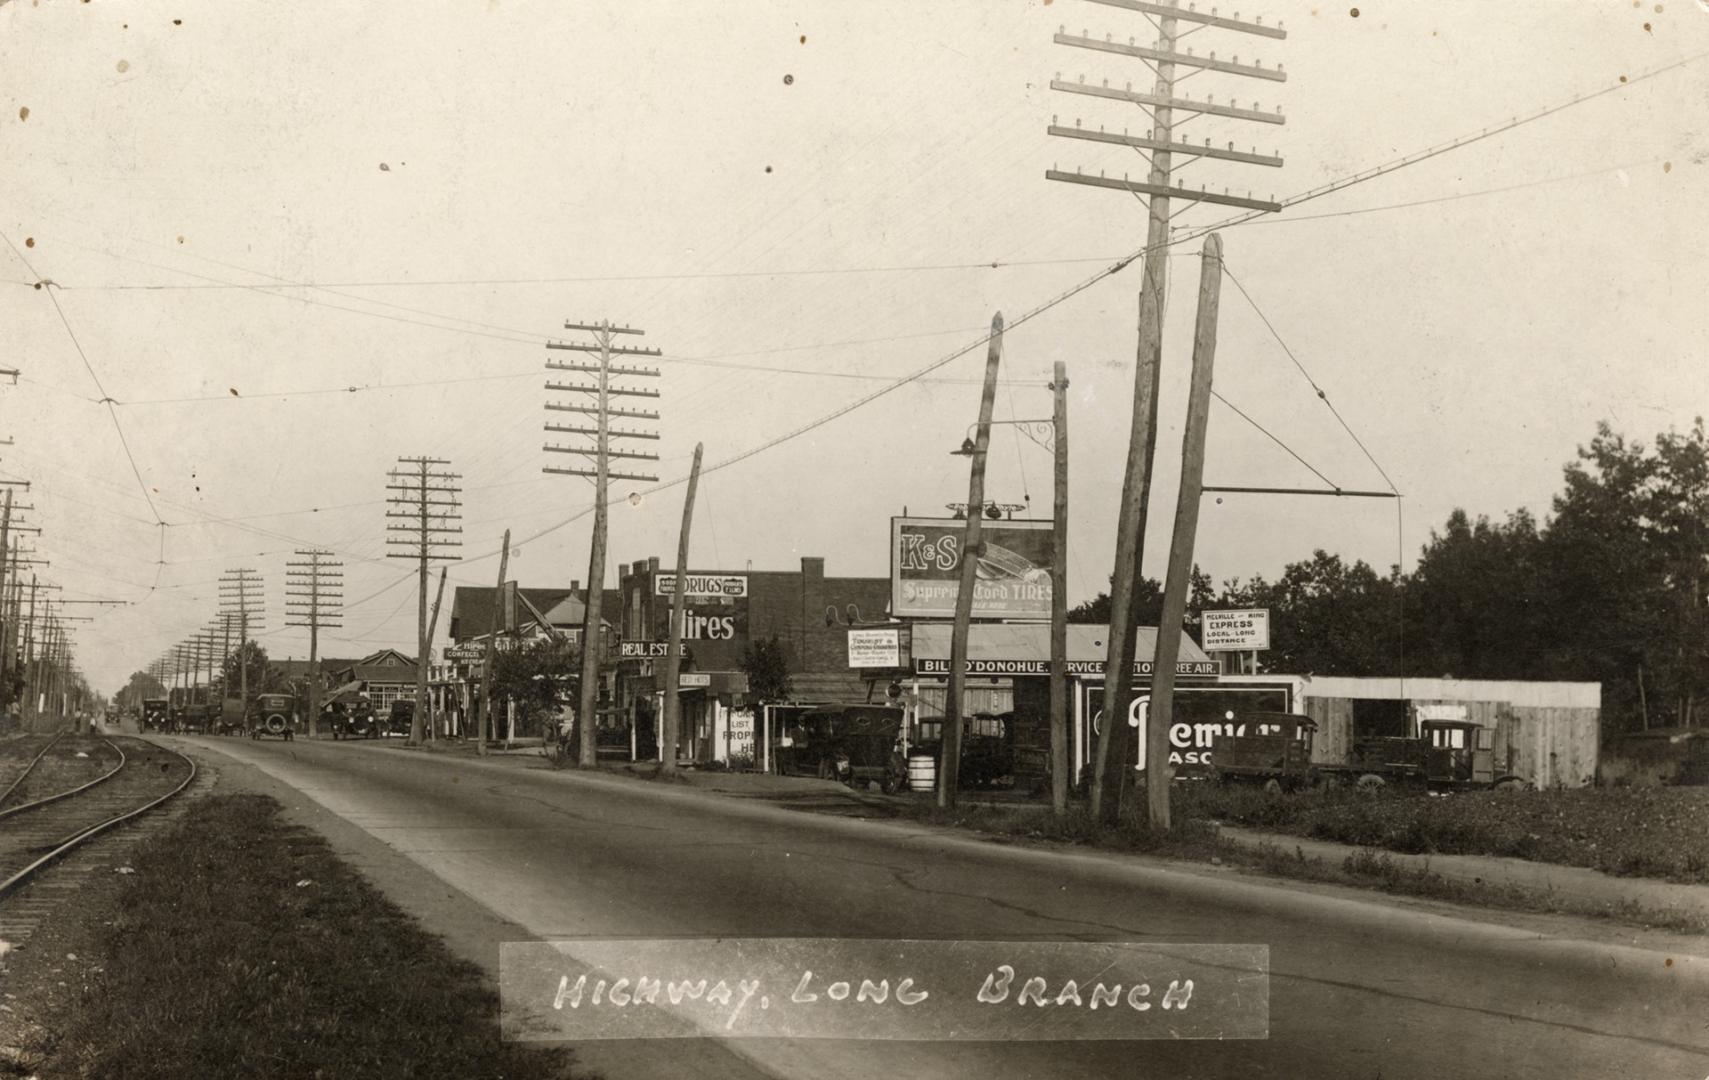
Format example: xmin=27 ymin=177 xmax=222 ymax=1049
xmin=891 ymin=517 xmax=1054 ymax=620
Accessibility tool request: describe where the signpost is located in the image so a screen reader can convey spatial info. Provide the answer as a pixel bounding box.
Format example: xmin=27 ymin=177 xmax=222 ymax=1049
xmin=1201 ymin=609 xmax=1270 ymax=651
xmin=847 ymin=627 xmax=902 ymax=668
xmin=1200 ymin=608 xmax=1270 ymax=675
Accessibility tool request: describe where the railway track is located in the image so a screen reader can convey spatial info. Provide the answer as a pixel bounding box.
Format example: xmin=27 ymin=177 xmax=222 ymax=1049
xmin=0 ymin=737 xmax=198 ymax=938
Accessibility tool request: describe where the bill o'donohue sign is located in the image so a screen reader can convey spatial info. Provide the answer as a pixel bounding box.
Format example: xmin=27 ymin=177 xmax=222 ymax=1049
xmin=891 ymin=517 xmax=1054 ymax=620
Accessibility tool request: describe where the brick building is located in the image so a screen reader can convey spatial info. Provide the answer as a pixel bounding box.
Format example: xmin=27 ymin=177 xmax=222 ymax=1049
xmin=616 ymin=555 xmax=892 ymax=763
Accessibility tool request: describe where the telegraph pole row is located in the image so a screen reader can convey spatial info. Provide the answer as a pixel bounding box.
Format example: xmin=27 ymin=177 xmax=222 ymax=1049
xmin=544 ymin=320 xmax=661 ymax=768
xmin=386 ymin=457 xmax=461 ymax=744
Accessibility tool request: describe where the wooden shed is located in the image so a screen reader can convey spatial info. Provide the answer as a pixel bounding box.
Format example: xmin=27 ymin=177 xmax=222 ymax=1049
xmin=1299 ymin=677 xmax=1601 ymax=789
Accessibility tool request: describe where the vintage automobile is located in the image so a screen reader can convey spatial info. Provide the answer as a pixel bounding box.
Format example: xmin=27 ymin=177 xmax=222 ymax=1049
xmin=909 ymin=712 xmax=1018 ymax=790
xmin=216 ymin=697 xmax=246 ymax=736
xmin=775 ymin=704 xmax=909 ymax=794
xmin=329 ymin=698 xmax=379 ymax=740
xmin=249 ymin=693 xmax=297 ymax=740
xmin=140 ymin=697 xmax=170 ymax=732
xmin=1211 ymin=711 xmax=1319 ymax=793
xmin=386 ymin=699 xmax=415 ymax=738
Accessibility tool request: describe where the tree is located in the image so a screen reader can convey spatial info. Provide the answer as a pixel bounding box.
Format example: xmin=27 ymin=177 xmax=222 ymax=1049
xmin=1536 ymin=420 xmax=1709 ymax=728
xmin=489 ymin=637 xmax=580 ymax=740
xmin=740 ymin=635 xmax=792 ymax=703
xmin=221 ymin=641 xmax=282 ymax=704
xmin=1404 ymin=508 xmax=1546 ymax=679
xmin=1216 ymin=552 xmax=1402 ymax=676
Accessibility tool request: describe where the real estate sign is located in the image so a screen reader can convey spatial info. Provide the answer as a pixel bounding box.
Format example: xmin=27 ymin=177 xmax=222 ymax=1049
xmin=890 ymin=516 xmax=1054 ymax=620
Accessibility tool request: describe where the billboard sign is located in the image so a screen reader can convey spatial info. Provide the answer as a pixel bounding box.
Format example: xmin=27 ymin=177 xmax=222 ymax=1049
xmin=1085 ymin=683 xmax=1297 ymax=773
xmin=1200 ymin=609 xmax=1270 ymax=652
xmin=847 ymin=627 xmax=902 ymax=668
xmin=891 ymin=517 xmax=1054 ymax=620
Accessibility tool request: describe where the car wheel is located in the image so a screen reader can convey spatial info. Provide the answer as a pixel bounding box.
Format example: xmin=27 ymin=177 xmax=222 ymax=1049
xmin=1263 ymin=778 xmax=1284 ymax=796
xmin=1356 ymin=773 xmax=1385 ymax=792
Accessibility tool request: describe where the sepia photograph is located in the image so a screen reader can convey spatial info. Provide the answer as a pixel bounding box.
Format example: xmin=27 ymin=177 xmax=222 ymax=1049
xmin=2 ymin=1 xmax=1706 ymax=1077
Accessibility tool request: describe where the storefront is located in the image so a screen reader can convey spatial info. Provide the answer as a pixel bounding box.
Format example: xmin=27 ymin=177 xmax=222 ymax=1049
xmin=614 ymin=555 xmax=892 ymax=765
xmin=874 ymin=623 xmax=1303 ymax=782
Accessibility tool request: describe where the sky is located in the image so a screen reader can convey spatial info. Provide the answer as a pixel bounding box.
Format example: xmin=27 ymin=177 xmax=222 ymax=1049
xmin=3 ymin=0 xmax=1706 ymax=697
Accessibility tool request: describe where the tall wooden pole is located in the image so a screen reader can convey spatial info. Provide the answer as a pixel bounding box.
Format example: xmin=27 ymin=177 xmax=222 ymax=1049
xmin=940 ymin=313 xmax=1005 ymax=808
xmin=480 ymin=530 xmax=510 ymax=757
xmin=660 ymin=443 xmax=704 ymax=775
xmin=1092 ymin=10 xmax=1179 ymax=824
xmin=424 ymin=566 xmax=447 ymax=739
xmin=578 ymin=326 xmax=613 ymax=770
xmin=1145 ymin=233 xmax=1224 ymax=831
xmin=1050 ymin=362 xmax=1071 ymax=815
xmin=0 ymin=489 xmax=10 ymax=695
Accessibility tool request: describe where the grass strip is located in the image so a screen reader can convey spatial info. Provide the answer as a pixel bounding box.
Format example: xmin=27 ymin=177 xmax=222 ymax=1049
xmin=48 ymin=793 xmax=576 ymax=1080
xmin=885 ymin=798 xmax=1709 ymax=935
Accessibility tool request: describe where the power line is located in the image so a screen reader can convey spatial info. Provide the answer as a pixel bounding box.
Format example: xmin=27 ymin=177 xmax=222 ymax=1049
xmin=463 ymin=46 xmax=1702 ymax=567
xmin=1221 ymin=262 xmax=1399 ymax=494
xmin=1 ymin=231 xmax=165 ymax=529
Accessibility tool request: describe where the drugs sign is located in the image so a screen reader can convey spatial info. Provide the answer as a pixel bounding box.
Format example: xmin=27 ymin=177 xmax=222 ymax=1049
xmin=891 ymin=517 xmax=1054 ymax=620
xmin=1200 ymin=609 xmax=1270 ymax=652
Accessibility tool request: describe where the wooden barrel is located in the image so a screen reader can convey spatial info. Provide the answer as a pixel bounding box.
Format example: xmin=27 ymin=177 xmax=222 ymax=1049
xmin=908 ymin=754 xmax=937 ymax=792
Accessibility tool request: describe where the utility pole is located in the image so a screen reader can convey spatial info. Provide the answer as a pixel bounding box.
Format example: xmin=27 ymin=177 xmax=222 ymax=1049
xmin=1145 ymin=234 xmax=1224 ymax=829
xmin=424 ymin=566 xmax=447 ymax=739
xmin=940 ymin=313 xmax=1005 ymax=809
xmin=286 ymin=549 xmax=344 ymax=739
xmin=0 ymin=490 xmax=10 ymax=695
xmin=1051 ymin=0 xmax=1286 ymax=823
xmin=480 ymin=530 xmax=510 ymax=758
xmin=544 ymin=319 xmax=661 ymax=769
xmin=660 ymin=443 xmax=704 ymax=775
xmin=219 ymin=569 xmax=266 ymax=716
xmin=386 ymin=456 xmax=463 ymax=745
xmin=1050 ymin=362 xmax=1071 ymax=816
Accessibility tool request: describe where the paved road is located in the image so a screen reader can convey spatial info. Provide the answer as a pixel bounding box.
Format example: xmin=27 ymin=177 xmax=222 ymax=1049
xmin=173 ymin=735 xmax=1708 ymax=1080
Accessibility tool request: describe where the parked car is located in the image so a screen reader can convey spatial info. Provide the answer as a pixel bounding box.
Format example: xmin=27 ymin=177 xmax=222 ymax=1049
xmin=909 ymin=713 xmax=1019 ymax=790
xmin=329 ymin=699 xmax=379 ymax=740
xmin=386 ymin=700 xmax=415 ymax=738
xmin=775 ymin=704 xmax=908 ymax=794
xmin=249 ymin=693 xmax=297 ymax=740
xmin=216 ymin=697 xmax=246 ymax=736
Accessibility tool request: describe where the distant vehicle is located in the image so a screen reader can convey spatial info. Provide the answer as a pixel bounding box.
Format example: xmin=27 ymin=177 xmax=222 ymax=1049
xmin=249 ymin=693 xmax=297 ymax=740
xmin=1213 ymin=713 xmax=1530 ymax=792
xmin=217 ymin=698 xmax=246 ymax=736
xmin=775 ymin=704 xmax=908 ymax=794
xmin=329 ymin=699 xmax=379 ymax=740
xmin=141 ymin=698 xmax=170 ymax=732
xmin=909 ymin=713 xmax=1018 ymax=790
xmin=179 ymin=700 xmax=213 ymax=735
xmin=383 ymin=700 xmax=417 ymax=738
xmin=1211 ymin=711 xmax=1319 ymax=794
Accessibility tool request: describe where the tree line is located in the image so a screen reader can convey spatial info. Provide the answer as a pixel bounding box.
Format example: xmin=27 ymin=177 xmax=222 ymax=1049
xmin=1071 ymin=420 xmax=1709 ymax=733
